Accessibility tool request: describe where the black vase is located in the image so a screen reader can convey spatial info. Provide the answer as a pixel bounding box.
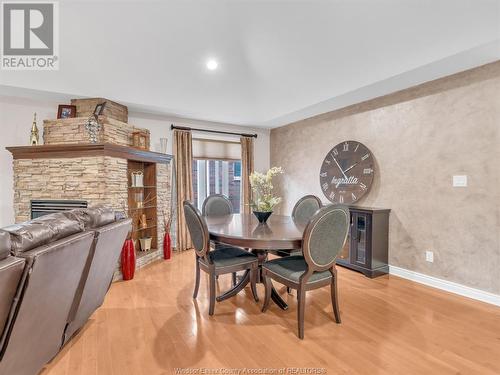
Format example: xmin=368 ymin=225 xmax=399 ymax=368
xmin=253 ymin=211 xmax=272 ymax=224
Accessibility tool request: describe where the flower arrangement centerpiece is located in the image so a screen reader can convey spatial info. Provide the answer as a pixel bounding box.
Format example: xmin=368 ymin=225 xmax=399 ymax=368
xmin=249 ymin=166 xmax=284 ymax=223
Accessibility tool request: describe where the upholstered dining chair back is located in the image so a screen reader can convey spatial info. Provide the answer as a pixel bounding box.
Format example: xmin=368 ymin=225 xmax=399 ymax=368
xmin=202 ymin=194 xmax=233 ymax=217
xmin=302 ymin=205 xmax=350 ymax=272
xmin=292 ymin=195 xmax=322 ymax=223
xmin=183 ymin=201 xmax=210 ymax=258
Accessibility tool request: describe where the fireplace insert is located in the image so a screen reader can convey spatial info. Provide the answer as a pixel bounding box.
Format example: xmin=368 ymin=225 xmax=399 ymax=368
xmin=30 ymin=200 xmax=88 ymax=219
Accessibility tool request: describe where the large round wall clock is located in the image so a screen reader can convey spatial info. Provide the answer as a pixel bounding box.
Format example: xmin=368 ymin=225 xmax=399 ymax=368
xmin=319 ymin=140 xmax=375 ymax=204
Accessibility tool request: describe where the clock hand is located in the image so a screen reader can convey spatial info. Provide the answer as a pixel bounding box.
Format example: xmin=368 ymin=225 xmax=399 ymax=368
xmin=343 ymin=162 xmax=359 ymax=174
xmin=331 ymin=156 xmax=348 ymax=179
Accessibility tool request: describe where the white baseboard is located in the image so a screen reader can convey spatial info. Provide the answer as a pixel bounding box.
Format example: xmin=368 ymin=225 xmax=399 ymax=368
xmin=389 ymin=265 xmax=500 ymax=307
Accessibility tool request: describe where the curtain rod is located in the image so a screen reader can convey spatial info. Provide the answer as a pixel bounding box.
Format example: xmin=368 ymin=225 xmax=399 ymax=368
xmin=171 ymin=124 xmax=258 ymax=138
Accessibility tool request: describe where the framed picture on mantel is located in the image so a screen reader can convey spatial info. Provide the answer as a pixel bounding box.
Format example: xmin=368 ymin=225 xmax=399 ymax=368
xmin=93 ymin=102 xmax=106 ymax=117
xmin=57 ymin=105 xmax=77 ymax=119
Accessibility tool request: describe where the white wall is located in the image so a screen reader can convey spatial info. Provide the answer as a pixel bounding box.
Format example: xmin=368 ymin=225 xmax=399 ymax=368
xmin=0 ymin=95 xmax=270 ymax=227
xmin=0 ymin=96 xmax=59 ymax=227
xmin=127 ymin=112 xmax=270 ymax=172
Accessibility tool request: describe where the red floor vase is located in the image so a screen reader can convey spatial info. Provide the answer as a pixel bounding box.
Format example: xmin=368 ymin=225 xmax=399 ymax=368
xmin=121 ymin=239 xmax=136 ymax=280
xmin=163 ymin=232 xmax=172 ymax=260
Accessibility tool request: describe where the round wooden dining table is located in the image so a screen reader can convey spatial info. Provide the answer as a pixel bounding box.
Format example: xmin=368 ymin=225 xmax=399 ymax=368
xmin=205 ymin=213 xmax=307 ymax=310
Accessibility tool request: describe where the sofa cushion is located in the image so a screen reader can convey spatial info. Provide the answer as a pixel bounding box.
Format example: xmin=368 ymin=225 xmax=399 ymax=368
xmin=0 ymin=231 xmax=11 ymax=260
xmin=65 ymin=207 xmax=116 ymax=230
xmin=3 ymin=213 xmax=83 ymax=254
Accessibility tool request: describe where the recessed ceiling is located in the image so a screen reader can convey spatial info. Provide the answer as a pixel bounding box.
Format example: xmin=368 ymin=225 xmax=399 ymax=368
xmin=1 ymin=0 xmax=499 ymax=127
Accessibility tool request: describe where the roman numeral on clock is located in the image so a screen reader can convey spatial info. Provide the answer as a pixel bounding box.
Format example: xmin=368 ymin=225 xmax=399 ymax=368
xmin=361 ymin=153 xmax=370 ymax=161
xmin=320 ymin=172 xmax=327 ymax=178
xmin=339 ymin=195 xmax=344 ymax=204
xmin=322 ymin=182 xmax=328 ymax=191
xmin=351 ymin=193 xmax=357 ymax=201
xmin=360 ymin=182 xmax=367 ymax=190
xmin=343 ymin=142 xmax=349 ymax=151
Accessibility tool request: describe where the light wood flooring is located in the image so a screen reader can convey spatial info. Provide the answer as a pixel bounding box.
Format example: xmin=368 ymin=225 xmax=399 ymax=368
xmin=43 ymin=250 xmax=500 ymax=375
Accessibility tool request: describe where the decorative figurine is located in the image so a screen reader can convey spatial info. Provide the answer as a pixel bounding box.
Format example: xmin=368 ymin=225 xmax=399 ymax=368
xmin=29 ymin=113 xmax=39 ymax=145
xmin=85 ymin=115 xmax=101 ymax=143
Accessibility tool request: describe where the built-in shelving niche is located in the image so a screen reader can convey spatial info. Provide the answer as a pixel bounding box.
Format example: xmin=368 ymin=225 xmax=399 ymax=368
xmin=128 ymin=160 xmax=158 ymax=252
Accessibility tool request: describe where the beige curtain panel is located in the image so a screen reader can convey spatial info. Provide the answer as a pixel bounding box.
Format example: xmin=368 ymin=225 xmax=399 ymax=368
xmin=240 ymin=136 xmax=254 ymax=214
xmin=173 ymin=129 xmax=194 ymax=251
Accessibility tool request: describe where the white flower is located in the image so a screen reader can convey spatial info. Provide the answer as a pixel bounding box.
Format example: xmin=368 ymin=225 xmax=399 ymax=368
xmin=249 ymin=167 xmax=284 ymax=212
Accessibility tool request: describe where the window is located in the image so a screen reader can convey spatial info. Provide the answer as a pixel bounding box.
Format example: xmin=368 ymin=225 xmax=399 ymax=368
xmin=192 ymin=159 xmax=241 ymax=213
xmin=233 ymin=161 xmax=241 ymax=181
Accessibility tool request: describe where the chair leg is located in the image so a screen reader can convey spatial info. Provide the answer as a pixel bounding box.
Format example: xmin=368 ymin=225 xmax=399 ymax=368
xmin=331 ymin=269 xmax=341 ymax=323
xmin=193 ymin=258 xmax=200 ymax=299
xmin=261 ymin=273 xmax=272 ymax=312
xmin=250 ymin=266 xmax=259 ymax=302
xmin=209 ymin=272 xmax=216 ymax=316
xmin=297 ymin=286 xmax=306 ymax=339
xmin=232 ymin=272 xmax=237 ymax=287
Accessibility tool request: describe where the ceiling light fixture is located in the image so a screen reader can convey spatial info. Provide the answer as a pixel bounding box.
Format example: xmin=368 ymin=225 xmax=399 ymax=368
xmin=206 ymin=59 xmax=218 ymax=71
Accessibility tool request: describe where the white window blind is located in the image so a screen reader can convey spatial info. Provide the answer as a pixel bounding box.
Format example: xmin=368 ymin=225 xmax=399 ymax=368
xmin=192 ymin=138 xmax=241 ymax=160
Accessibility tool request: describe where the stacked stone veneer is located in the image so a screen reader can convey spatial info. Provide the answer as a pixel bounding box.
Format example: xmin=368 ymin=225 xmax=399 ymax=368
xmin=13 ymin=155 xmax=172 ymax=280
xmin=43 ymin=116 xmax=150 ymax=146
xmin=13 ymin=111 xmax=172 ymax=281
xmin=156 ymin=162 xmax=171 ymax=249
xmin=13 ymin=156 xmax=128 ymax=223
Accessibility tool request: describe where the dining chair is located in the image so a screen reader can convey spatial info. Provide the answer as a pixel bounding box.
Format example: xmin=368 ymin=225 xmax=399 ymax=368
xmin=183 ymin=201 xmax=259 ymax=315
xmin=202 ymin=194 xmax=238 ymax=285
xmin=275 ymin=195 xmax=322 ymax=258
xmin=261 ymin=205 xmax=350 ymax=339
xmin=291 ymin=194 xmax=323 ymax=223
xmin=202 ymin=194 xmax=233 ymax=217
xmin=274 ymin=195 xmax=322 ymax=295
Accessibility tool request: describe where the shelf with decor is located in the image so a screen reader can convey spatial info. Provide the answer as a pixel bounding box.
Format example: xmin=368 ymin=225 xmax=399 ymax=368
xmin=128 ymin=160 xmax=158 ymax=252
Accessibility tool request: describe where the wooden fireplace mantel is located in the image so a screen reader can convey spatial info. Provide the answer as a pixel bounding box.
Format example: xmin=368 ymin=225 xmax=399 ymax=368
xmin=6 ymin=143 xmax=173 ymax=164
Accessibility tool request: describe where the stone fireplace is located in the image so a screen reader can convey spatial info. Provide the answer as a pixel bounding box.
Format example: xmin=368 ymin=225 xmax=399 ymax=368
xmin=7 ymin=99 xmax=173 ymax=280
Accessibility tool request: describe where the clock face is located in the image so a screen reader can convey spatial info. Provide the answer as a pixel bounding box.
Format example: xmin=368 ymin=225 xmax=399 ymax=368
xmin=319 ymin=141 xmax=375 ymax=204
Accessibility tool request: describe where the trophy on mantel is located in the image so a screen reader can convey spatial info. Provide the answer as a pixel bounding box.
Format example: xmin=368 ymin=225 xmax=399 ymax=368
xmin=29 ymin=113 xmax=39 ymax=145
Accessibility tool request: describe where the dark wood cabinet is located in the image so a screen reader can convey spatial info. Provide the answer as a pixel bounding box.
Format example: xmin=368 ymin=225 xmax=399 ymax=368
xmin=337 ymin=206 xmax=390 ymax=278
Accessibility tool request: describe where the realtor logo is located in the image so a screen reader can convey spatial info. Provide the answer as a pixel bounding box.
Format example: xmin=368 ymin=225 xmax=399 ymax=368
xmin=1 ymin=1 xmax=59 ymax=70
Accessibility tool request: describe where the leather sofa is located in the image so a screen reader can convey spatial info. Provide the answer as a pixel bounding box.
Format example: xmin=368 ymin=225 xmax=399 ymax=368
xmin=0 ymin=208 xmax=131 ymax=375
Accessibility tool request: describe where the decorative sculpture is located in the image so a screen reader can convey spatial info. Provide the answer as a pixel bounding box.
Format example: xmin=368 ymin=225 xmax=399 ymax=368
xmin=85 ymin=115 xmax=101 ymax=143
xmin=29 ymin=113 xmax=39 ymax=145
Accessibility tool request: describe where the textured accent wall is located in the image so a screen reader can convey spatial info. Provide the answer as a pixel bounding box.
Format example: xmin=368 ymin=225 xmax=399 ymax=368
xmin=270 ymin=61 xmax=500 ymax=295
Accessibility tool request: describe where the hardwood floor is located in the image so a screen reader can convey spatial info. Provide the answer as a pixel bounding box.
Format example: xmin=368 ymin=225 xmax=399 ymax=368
xmin=43 ymin=250 xmax=500 ymax=375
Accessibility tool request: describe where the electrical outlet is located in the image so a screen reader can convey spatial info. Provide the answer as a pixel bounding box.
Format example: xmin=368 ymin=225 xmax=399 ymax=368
xmin=425 ymin=250 xmax=434 ymax=263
